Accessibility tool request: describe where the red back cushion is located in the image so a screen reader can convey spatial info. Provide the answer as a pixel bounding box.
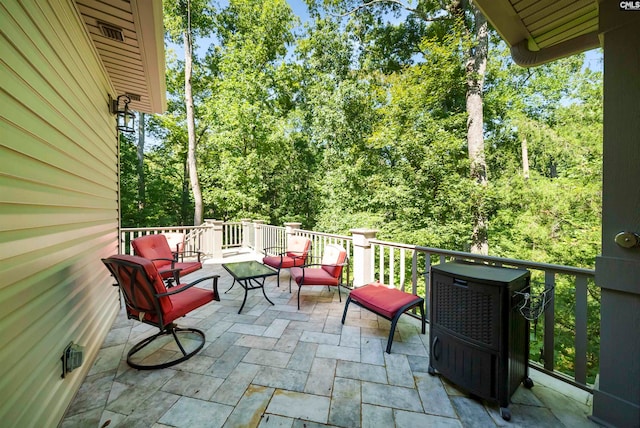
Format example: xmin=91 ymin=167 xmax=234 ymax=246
xmin=286 ymin=236 xmax=311 ymax=260
xmin=105 ymin=254 xmax=173 ymax=315
xmin=131 ymin=234 xmax=174 ymax=269
xmin=321 ymin=244 xmax=347 ymax=278
xmin=163 ymin=232 xmax=185 ymax=254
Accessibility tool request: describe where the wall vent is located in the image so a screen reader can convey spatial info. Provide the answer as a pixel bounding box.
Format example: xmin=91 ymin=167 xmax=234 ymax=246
xmin=98 ymin=22 xmax=125 ymax=42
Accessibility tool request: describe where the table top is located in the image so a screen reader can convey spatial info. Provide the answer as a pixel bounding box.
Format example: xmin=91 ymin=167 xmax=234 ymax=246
xmin=222 ymin=260 xmax=278 ymax=281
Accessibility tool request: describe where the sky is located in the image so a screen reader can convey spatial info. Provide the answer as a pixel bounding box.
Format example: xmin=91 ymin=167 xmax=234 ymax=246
xmin=171 ymin=1 xmax=602 ymax=72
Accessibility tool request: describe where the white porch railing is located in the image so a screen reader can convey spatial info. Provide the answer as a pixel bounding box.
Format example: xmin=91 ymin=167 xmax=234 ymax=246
xmin=367 ymin=241 xmax=596 ymax=392
xmin=119 ymin=220 xmax=597 ymax=393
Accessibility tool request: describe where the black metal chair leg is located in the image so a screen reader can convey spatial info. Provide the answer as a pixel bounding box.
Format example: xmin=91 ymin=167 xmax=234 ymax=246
xmin=341 ymin=295 xmax=352 ymax=324
xmin=127 ymin=326 xmax=205 ymax=370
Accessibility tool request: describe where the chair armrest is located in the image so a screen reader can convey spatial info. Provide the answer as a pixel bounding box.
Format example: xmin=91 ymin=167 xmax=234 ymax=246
xmin=157 ymin=274 xmax=221 ymax=301
xmin=304 ymin=254 xmax=322 ymax=263
xmin=299 ymin=262 xmax=324 ymax=269
xmin=179 ymin=250 xmax=203 ymax=262
xmin=263 ymin=246 xmax=286 ymax=256
xmin=158 ymin=268 xmax=182 ymax=287
xmin=288 ymin=251 xmax=307 ymax=258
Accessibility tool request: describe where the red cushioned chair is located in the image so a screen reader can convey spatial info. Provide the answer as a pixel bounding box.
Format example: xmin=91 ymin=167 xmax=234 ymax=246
xmin=263 ymin=235 xmax=311 ymax=291
xmin=102 ymin=254 xmax=220 ymax=369
xmin=290 ymin=244 xmax=347 ymax=309
xmin=163 ymin=232 xmax=204 ymax=262
xmin=131 ymin=234 xmax=202 ymax=286
xmin=342 ymin=282 xmax=425 ymax=353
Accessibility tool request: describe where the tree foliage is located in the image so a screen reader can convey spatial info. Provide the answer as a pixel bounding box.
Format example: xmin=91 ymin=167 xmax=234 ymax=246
xmin=126 ymin=0 xmax=603 ymax=265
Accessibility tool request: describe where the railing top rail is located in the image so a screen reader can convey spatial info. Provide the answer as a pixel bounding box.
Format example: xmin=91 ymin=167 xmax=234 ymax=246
xmin=121 ymin=226 xmax=208 ymax=232
xmin=296 ymin=229 xmax=352 ymax=241
xmin=369 ymin=239 xmax=417 ymax=251
xmin=415 ymin=246 xmax=595 ymax=277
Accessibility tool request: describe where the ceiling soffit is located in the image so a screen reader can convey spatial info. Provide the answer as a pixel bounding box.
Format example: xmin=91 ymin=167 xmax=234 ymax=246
xmin=76 ymin=0 xmax=166 ymax=114
xmin=474 ymin=0 xmax=601 ymax=67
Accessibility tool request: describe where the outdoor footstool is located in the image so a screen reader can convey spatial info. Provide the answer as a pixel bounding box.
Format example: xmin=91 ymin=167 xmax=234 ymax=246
xmin=341 ymin=282 xmax=425 ymax=353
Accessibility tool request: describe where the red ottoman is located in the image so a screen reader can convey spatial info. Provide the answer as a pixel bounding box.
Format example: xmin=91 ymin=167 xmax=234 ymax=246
xmin=342 ymin=282 xmax=425 ymax=353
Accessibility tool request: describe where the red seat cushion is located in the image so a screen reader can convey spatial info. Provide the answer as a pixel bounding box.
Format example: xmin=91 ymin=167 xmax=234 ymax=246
xmin=349 ymin=282 xmax=422 ymax=319
xmin=161 ymin=286 xmax=216 ymax=325
xmin=263 ymin=255 xmax=306 ymax=269
xmin=171 ymin=261 xmax=203 ymax=276
xmin=291 ymin=266 xmax=340 ymax=286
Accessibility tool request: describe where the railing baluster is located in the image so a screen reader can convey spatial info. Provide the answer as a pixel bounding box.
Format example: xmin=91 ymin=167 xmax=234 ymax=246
xmin=411 ymin=251 xmax=418 ymax=295
xmin=370 ymin=243 xmax=376 ymax=281
xmin=399 ymin=248 xmax=405 ymax=292
xmin=389 ymin=247 xmax=395 ymax=288
xmin=379 ymin=244 xmax=382 ymax=281
xmin=575 ymin=275 xmax=588 ymax=385
xmin=543 ymin=271 xmax=556 ymax=372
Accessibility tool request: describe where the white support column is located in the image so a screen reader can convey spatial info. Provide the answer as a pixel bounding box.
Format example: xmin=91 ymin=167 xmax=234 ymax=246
xmin=254 ymin=220 xmax=265 ymax=256
xmin=284 ymin=222 xmax=302 ymax=244
xmin=203 ymin=219 xmax=215 ymax=257
xmin=206 ymin=219 xmax=223 ymax=260
xmin=350 ymin=228 xmax=378 ymax=287
xmin=241 ymin=218 xmax=251 ymax=249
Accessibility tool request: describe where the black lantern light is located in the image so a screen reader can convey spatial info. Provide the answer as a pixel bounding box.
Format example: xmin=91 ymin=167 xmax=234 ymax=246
xmin=110 ymin=94 xmax=136 ymax=133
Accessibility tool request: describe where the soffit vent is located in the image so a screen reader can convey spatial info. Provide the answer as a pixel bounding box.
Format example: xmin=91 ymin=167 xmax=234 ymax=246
xmin=98 ymin=22 xmax=125 ymax=42
xmin=125 ymin=93 xmax=141 ymax=102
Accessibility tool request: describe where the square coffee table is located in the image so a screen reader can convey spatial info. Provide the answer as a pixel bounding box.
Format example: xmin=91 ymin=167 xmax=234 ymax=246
xmin=222 ymin=260 xmax=278 ymax=313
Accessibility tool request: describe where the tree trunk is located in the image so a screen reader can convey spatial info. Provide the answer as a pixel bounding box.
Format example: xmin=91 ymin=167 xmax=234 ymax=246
xmin=137 ymin=112 xmax=145 ymax=211
xmin=184 ymin=20 xmax=203 ymax=226
xmin=465 ymin=4 xmax=489 ymax=255
xmin=182 ymin=157 xmax=190 ymax=224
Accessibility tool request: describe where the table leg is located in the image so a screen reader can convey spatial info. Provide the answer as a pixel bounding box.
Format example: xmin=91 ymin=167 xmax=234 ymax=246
xmin=238 ymin=279 xmax=250 ymax=314
xmin=225 ymin=279 xmax=236 ymax=293
xmin=257 ymin=277 xmax=275 ymax=306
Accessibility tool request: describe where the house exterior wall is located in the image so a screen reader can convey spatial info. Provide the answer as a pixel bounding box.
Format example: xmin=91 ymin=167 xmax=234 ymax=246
xmin=1 ymin=1 xmax=121 ymax=426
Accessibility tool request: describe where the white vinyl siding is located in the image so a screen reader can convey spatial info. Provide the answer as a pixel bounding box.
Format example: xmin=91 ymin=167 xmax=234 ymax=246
xmin=1 ymin=0 xmax=121 ymax=426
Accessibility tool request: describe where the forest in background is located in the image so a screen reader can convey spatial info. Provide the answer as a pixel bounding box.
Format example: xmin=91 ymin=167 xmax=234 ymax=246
xmin=119 ymin=0 xmax=603 ymax=382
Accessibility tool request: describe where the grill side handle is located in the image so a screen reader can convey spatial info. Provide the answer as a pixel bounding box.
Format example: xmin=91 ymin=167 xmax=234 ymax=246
xmin=432 ymin=336 xmax=440 ymax=361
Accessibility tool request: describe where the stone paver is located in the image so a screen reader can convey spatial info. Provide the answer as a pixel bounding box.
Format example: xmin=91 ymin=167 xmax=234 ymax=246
xmin=329 ymin=377 xmax=362 ymax=427
xmin=304 ymin=357 xmax=337 ymax=396
xmin=362 ymin=381 xmax=424 ymax=412
xmin=267 ymin=390 xmax=331 ymax=423
xmin=159 ymin=396 xmax=234 ymax=428
xmin=223 ymin=384 xmax=274 ymax=428
xmin=253 ymin=366 xmax=309 ymax=392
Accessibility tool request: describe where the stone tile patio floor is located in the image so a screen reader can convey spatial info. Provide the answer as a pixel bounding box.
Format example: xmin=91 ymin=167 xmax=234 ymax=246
xmin=61 ymin=254 xmax=599 ymax=428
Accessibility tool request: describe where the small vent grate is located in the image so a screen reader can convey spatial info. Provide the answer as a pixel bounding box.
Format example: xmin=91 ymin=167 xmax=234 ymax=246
xmin=125 ymin=93 xmax=141 ymax=102
xmin=98 ymin=22 xmax=124 ymax=42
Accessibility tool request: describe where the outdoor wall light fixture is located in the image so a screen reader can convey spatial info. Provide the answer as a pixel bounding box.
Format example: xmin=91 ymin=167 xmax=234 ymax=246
xmin=110 ymin=94 xmax=136 ymax=133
